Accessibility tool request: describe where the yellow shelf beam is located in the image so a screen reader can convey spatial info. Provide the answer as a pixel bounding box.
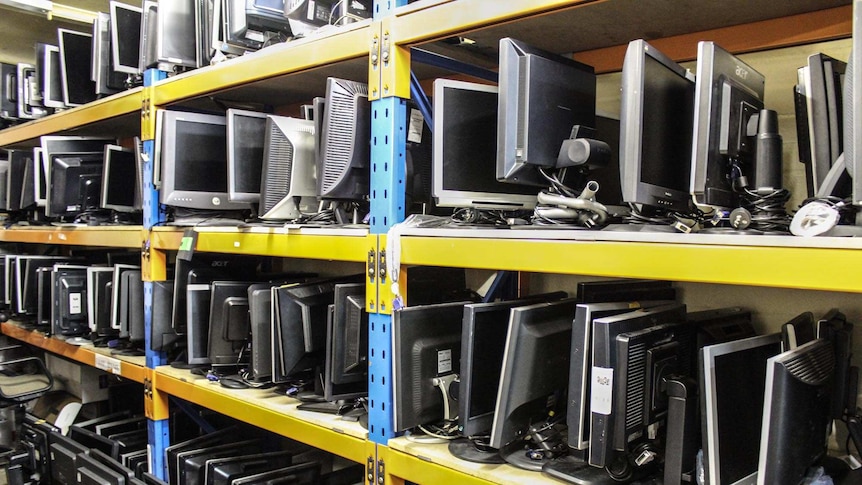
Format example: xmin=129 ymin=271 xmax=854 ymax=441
xmin=399 ymin=235 xmax=862 ymax=293
xmin=381 ymin=445 xmax=497 ymax=485
xmin=153 ymin=367 xmax=368 ymax=464
xmin=151 ymin=24 xmax=371 ymax=107
xmin=0 ymin=226 xmax=144 ymax=248
xmin=149 ymin=228 xmax=369 ymax=262
xmin=0 ymin=88 xmax=143 ymax=147
xmin=1 ymin=322 xmax=147 ymax=383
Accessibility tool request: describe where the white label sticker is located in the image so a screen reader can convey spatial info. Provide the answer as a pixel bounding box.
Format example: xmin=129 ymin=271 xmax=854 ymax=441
xmin=590 ymin=366 xmax=614 ymax=415
xmin=437 ymin=349 xmax=452 ymax=374
xmin=95 ymin=354 xmax=122 ymax=375
xmin=307 ymin=0 xmax=316 ymax=20
xmin=408 ymin=109 xmax=424 ymax=144
xmin=69 ymin=293 xmax=82 ymax=315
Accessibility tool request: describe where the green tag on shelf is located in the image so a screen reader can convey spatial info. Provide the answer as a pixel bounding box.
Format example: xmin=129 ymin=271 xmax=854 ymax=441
xmin=177 ymin=229 xmax=198 ymax=262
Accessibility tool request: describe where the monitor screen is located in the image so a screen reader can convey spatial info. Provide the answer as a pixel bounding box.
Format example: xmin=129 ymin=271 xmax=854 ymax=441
xmin=226 ymin=108 xmax=267 ymax=203
xmin=691 ymin=41 xmax=766 ymax=209
xmin=701 ymin=333 xmax=781 ymax=485
xmin=42 ymin=44 xmax=65 ymax=109
xmin=34 ymin=148 xmax=48 ymax=208
xmin=620 ymin=39 xmax=695 ymax=214
xmin=159 ymin=110 xmax=249 ymax=211
xmin=58 ymin=28 xmax=97 ymax=107
xmin=432 ymin=79 xmax=538 ymax=210
xmin=496 ymin=37 xmax=596 ymax=187
xmin=111 ymin=1 xmax=143 ymax=74
xmin=102 ymin=144 xmax=140 ymax=212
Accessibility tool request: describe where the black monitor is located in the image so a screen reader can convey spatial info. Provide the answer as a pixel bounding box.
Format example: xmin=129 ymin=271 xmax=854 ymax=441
xmin=158 ymin=110 xmax=250 ymax=211
xmin=456 ymin=292 xmax=568 ymax=442
xmin=76 ymin=450 xmax=129 ymax=485
xmin=248 ymin=283 xmax=276 ymax=381
xmin=229 ymin=462 xmax=321 ymax=485
xmin=110 ymin=1 xmax=143 ymax=75
xmin=781 ymin=311 xmax=816 ymax=351
xmin=317 ymin=77 xmax=370 ymax=201
xmin=187 ymin=283 xmax=213 ymax=366
xmin=57 ymin=28 xmax=97 ymax=107
xmin=203 ymin=450 xmax=294 ymax=485
xmin=796 ymin=53 xmax=846 ymax=198
xmin=36 ymin=266 xmax=53 ymax=327
xmin=845 ymin=2 xmax=862 ymax=215
xmin=165 ymin=427 xmax=236 ymax=485
xmin=110 ymin=264 xmax=139 ymax=333
xmin=691 ymin=41 xmax=766 ymax=210
xmin=271 ymin=277 xmax=362 ymax=383
xmin=177 ymin=440 xmax=259 ymax=485
xmin=119 ymin=270 xmax=145 ymax=343
xmin=221 ymin=0 xmax=292 ymax=53
xmin=432 ymin=79 xmax=539 ymax=210
xmin=89 ymin=448 xmax=137 ymax=484
xmin=817 ymin=309 xmax=855 ymax=420
xmin=49 ymin=432 xmax=90 ymax=485
xmin=68 ymin=425 xmax=121 ymax=459
xmin=576 ymin=279 xmax=675 ymax=303
xmin=258 ymin=115 xmax=318 ymax=220
xmin=47 ymin=153 xmax=104 ymax=218
xmin=700 ymin=333 xmax=781 ymax=485
xmin=323 ymin=283 xmax=367 ymax=401
xmin=87 ymin=267 xmax=117 ymax=339
xmin=208 ymin=281 xmax=253 ymax=370
xmin=757 ymin=339 xmax=834 ymax=485
xmin=93 ymin=12 xmax=125 ymax=97
xmin=102 ymin=144 xmax=141 ymax=212
xmin=226 ymin=108 xmax=267 ymax=203
xmin=16 ymin=256 xmax=71 ymax=316
xmin=496 ymin=37 xmax=596 ymax=187
xmin=587 ymin=303 xmax=687 ymax=468
xmin=51 ymin=264 xmax=90 ymax=337
xmin=7 ymin=149 xmax=32 ymax=211
xmin=620 ymin=39 xmax=695 ymax=215
xmin=151 ymin=280 xmax=180 ymax=353
xmin=488 ymin=299 xmax=576 ymax=470
xmin=0 ymin=62 xmax=16 ymax=120
xmin=391 ymin=300 xmax=466 ymax=432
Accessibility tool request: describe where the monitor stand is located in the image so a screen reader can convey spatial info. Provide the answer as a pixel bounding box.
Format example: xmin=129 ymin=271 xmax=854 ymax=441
xmin=543 ymin=455 xmax=617 ymax=485
xmin=447 ymin=437 xmax=505 ymax=464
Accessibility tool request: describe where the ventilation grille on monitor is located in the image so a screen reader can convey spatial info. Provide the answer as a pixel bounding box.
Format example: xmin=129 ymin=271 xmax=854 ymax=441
xmin=344 ymin=299 xmax=363 ymax=372
xmin=261 ymin=125 xmax=295 ymax=214
xmin=320 ymin=80 xmax=367 ymax=194
xmin=783 ymin=340 xmax=835 ymax=385
xmin=624 ymin=341 xmax=648 ymax=432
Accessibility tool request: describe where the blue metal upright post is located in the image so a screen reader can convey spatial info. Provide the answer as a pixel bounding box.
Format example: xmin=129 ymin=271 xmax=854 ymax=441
xmin=141 ymin=67 xmax=170 ymax=480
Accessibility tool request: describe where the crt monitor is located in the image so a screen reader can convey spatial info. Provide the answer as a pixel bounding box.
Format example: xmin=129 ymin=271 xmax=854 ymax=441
xmin=323 ymin=283 xmax=368 ymax=402
xmin=317 ymin=77 xmax=370 ymax=200
xmin=700 ymin=333 xmax=782 ymax=485
xmin=620 ymin=39 xmax=696 ymax=215
xmin=226 ymin=108 xmax=267 ymax=203
xmin=392 ymin=300 xmax=467 ymax=433
xmin=432 ymin=79 xmax=539 ymax=210
xmin=223 ymin=0 xmax=292 ymax=52
xmin=757 ymin=338 xmax=834 ymax=485
xmin=57 ymin=28 xmax=97 ymax=107
xmin=110 ymin=1 xmax=143 ymax=75
xmin=258 ymin=116 xmax=317 ymax=220
xmin=157 ymin=110 xmax=250 ymax=211
xmin=489 ymin=298 xmax=577 ymax=468
xmin=101 ymin=144 xmax=141 ymax=212
xmin=690 ymin=41 xmax=766 ymax=210
xmin=496 ymin=37 xmax=596 ymax=187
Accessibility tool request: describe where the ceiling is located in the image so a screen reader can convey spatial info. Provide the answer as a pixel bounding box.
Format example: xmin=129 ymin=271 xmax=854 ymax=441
xmin=0 ymin=0 xmax=141 ymax=65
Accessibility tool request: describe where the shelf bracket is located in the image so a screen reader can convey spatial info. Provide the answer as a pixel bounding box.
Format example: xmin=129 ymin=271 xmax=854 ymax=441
xmin=369 ymin=16 xmax=409 ymax=101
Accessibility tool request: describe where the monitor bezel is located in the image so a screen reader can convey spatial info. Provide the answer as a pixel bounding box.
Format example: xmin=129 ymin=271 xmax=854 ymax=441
xmin=226 ymin=108 xmax=268 ymax=203
xmin=87 ymin=266 xmax=115 ymax=332
xmin=620 ymin=39 xmax=696 ymax=214
xmin=101 ymin=144 xmax=141 ymax=212
xmin=57 ymin=28 xmax=96 ymax=108
xmin=110 ymin=0 xmax=143 ymax=75
xmin=41 ymin=44 xmax=65 ymax=109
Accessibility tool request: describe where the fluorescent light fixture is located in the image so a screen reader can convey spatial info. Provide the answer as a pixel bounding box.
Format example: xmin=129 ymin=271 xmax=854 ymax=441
xmin=0 ymin=0 xmax=52 ymax=15
xmin=0 ymin=0 xmax=98 ymax=24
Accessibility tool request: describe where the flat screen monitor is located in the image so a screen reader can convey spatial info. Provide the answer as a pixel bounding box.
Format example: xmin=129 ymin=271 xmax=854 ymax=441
xmin=457 ymin=292 xmax=568 ymax=441
xmin=208 ymin=281 xmax=253 ymax=368
xmin=489 ymin=298 xmax=577 ymax=459
xmin=846 ymin=1 xmax=862 ymax=210
xmin=576 ymin=279 xmax=675 ymax=303
xmin=75 ymin=451 xmax=128 ymax=485
xmin=323 ymin=283 xmax=367 ymax=401
xmin=41 ymin=44 xmax=65 ymax=109
xmin=51 ymin=264 xmax=90 ymax=337
xmin=177 ymin=440 xmax=259 ymax=485
xmin=6 ymin=150 xmax=31 ymax=211
xmin=36 ymin=267 xmax=52 ymax=327
xmin=16 ymin=256 xmax=71 ymax=316
xmin=58 ymin=28 xmax=97 ymax=107
xmin=691 ymin=41 xmax=766 ymax=209
xmin=151 ymin=280 xmax=180 ymax=353
xmin=119 ymin=270 xmax=144 ymax=342
xmin=45 ymin=154 xmax=105 ymax=217
xmin=0 ymin=160 xmax=7 ymax=211
xmin=226 ymin=108 xmax=267 ymax=203
xmin=34 ymin=147 xmax=48 ymax=208
xmin=230 ymin=462 xmax=320 ymax=485
xmin=757 ymin=338 xmax=834 ymax=485
xmin=89 ymin=448 xmax=138 ymax=484
xmin=41 ymin=136 xmax=114 ymax=171
xmin=187 ymin=283 xmax=213 ymax=366
xmin=317 ymin=77 xmax=370 ymax=200
xmin=259 ymin=115 xmax=317 ymax=220
xmin=203 ymin=450 xmax=293 ymax=485
xmin=432 ymin=79 xmax=539 ymax=210
xmin=165 ymin=427 xmax=236 ymax=485
xmin=68 ymin=425 xmax=121 ymax=459
xmin=700 ymin=333 xmax=781 ymax=485
xmin=620 ymin=39 xmax=695 ymax=214
xmin=111 ymin=1 xmax=143 ymax=75
xmin=0 ymin=63 xmax=16 ymax=120
xmin=158 ymin=110 xmax=249 ymax=211
xmin=48 ymin=432 xmax=90 ymax=485
xmin=392 ymin=300 xmax=467 ymax=433
xmin=587 ymin=302 xmax=687 ymax=468
xmin=102 ymin=144 xmax=141 ymax=212
xmin=93 ymin=12 xmax=125 ymax=97
xmin=110 ymin=264 xmax=139 ymax=331
xmin=87 ymin=267 xmax=115 ymax=335
xmin=156 ymin=0 xmax=199 ymax=69
xmin=249 ymin=283 xmax=276 ymax=381
xmin=496 ymin=37 xmax=596 ymax=187
xmin=139 ymin=1 xmax=158 ymax=71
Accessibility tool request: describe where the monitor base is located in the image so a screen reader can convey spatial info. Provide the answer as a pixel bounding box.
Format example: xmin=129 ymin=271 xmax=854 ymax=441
xmin=543 ymin=455 xmax=617 ymax=484
xmin=500 ymin=444 xmax=553 ymax=472
xmin=447 ymin=438 xmax=506 ymax=464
